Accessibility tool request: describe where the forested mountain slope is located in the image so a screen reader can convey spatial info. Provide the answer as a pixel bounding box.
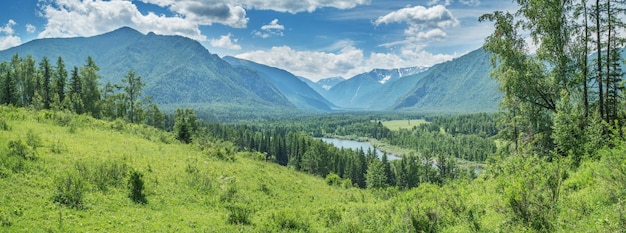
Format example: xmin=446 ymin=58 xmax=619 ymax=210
xmin=393 ymin=48 xmax=500 ymax=112
xmin=0 ymin=27 xmax=296 ymax=114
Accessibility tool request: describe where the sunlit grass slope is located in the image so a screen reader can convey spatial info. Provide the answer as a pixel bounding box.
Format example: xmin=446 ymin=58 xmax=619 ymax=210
xmin=0 ymin=106 xmax=381 ymax=232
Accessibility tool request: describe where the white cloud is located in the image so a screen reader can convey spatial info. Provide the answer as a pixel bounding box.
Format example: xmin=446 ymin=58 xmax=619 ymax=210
xmin=374 ymin=5 xmax=459 ymax=29
xmin=261 ymin=19 xmax=284 ymax=31
xmin=38 ymin=0 xmax=207 ymax=41
xmin=233 ymin=0 xmax=370 ymax=13
xmin=373 ymin=4 xmax=459 ymax=70
xmin=0 ymin=19 xmax=21 ymax=50
xmin=165 ymin=1 xmax=248 ymax=28
xmin=459 ymin=0 xmax=481 ymax=6
xmin=253 ymin=19 xmax=284 ymax=38
xmin=210 ymin=33 xmax=241 ymax=50
xmin=236 ymin=44 xmax=453 ymax=81
xmin=26 ymin=24 xmax=36 ymax=33
xmin=140 ymin=0 xmax=369 ymax=16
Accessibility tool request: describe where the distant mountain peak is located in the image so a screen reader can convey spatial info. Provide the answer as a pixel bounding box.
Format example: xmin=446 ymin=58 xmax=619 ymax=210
xmin=108 ymin=26 xmax=143 ymax=35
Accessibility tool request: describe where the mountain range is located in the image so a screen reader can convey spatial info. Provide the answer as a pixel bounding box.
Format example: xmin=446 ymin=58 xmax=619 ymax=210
xmin=0 ymin=27 xmax=502 ymax=117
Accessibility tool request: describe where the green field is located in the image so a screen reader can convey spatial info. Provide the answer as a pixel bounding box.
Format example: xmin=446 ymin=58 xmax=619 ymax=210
xmin=380 ymin=119 xmax=428 ymax=131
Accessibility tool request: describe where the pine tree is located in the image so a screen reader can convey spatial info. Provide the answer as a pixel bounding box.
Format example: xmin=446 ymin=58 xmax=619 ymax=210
xmin=54 ymin=56 xmax=67 ymax=104
xmin=80 ymin=56 xmax=101 ymax=117
xmin=39 ymin=56 xmax=52 ymax=109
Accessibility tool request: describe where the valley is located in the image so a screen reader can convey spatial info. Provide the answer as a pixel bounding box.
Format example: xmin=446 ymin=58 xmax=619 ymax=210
xmin=1 ymin=1 xmax=626 ymax=229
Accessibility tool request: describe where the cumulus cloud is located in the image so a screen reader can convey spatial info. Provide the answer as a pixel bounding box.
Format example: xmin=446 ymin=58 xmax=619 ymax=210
xmin=373 ymin=4 xmax=459 ymax=70
xmin=26 ymin=24 xmax=36 ymax=33
xmin=374 ymin=5 xmax=459 ymax=29
xmin=163 ymin=1 xmax=248 ymax=28
xmin=236 ymin=44 xmax=452 ymax=81
xmin=253 ymin=19 xmax=284 ymax=38
xmin=36 ymin=0 xmax=368 ymax=43
xmin=38 ymin=0 xmax=207 ymax=41
xmin=210 ymin=33 xmax=241 ymax=50
xmin=0 ymin=19 xmax=21 ymax=50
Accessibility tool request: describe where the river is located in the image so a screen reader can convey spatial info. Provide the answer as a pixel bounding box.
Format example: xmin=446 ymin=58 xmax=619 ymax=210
xmin=318 ymin=137 xmax=401 ymax=160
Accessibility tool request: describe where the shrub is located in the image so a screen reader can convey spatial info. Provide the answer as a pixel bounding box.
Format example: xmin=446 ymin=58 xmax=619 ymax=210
xmin=26 ymin=129 xmax=42 ymax=149
xmin=0 ymin=118 xmax=9 ymax=131
xmin=226 ymin=204 xmax=252 ymax=225
xmin=128 ymin=170 xmax=147 ymax=204
xmin=53 ymin=171 xmax=87 ymax=209
xmin=263 ymin=209 xmax=311 ymax=232
xmin=325 ymin=173 xmax=342 ymax=186
xmin=93 ymin=161 xmax=129 ymax=192
xmin=6 ymin=139 xmax=35 ymax=160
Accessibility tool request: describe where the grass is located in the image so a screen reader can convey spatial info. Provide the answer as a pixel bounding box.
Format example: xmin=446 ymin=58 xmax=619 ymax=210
xmin=0 ymin=107 xmax=376 ymax=232
xmin=380 ymin=119 xmax=428 ymax=131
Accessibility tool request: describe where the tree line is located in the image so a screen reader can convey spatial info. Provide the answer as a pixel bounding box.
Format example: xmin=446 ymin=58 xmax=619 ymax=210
xmin=0 ymin=53 xmax=168 ymax=129
xmin=198 ymin=122 xmax=463 ymax=189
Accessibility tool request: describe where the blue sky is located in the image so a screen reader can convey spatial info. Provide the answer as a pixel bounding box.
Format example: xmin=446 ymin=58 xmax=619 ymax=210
xmin=0 ymin=0 xmax=517 ymax=81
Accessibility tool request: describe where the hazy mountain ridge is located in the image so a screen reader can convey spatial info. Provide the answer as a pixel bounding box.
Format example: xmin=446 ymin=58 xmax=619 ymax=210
xmin=323 ymin=66 xmax=430 ymax=110
xmin=223 ymin=56 xmax=335 ymax=111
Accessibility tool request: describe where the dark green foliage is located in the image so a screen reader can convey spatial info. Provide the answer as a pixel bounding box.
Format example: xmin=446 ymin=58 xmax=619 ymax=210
xmin=1 ymin=62 xmax=17 ymax=106
xmin=53 ymin=171 xmax=87 ymax=209
xmin=128 ymin=170 xmax=147 ymax=204
xmin=6 ymin=139 xmax=34 ymax=160
xmin=174 ymin=108 xmax=197 ymax=144
xmin=366 ymin=160 xmax=387 ymax=189
xmin=0 ymin=118 xmax=9 ymax=131
xmin=39 ymin=56 xmax=52 ymax=109
xmin=54 ymin=56 xmax=67 ymax=104
xmin=226 ymin=204 xmax=252 ymax=225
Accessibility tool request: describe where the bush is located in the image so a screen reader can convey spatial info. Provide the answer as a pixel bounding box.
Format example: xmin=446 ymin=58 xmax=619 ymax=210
xmin=263 ymin=209 xmax=311 ymax=232
xmin=226 ymin=204 xmax=252 ymax=225
xmin=26 ymin=129 xmax=42 ymax=149
xmin=128 ymin=170 xmax=147 ymax=204
xmin=6 ymin=139 xmax=35 ymax=160
xmin=53 ymin=171 xmax=87 ymax=209
xmin=325 ymin=173 xmax=342 ymax=186
xmin=0 ymin=118 xmax=9 ymax=131
xmin=93 ymin=161 xmax=129 ymax=192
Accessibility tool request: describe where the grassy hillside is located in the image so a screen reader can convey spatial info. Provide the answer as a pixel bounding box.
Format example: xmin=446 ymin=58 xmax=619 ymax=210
xmin=0 ymin=106 xmax=374 ymax=232
xmin=0 ymin=106 xmax=624 ymax=232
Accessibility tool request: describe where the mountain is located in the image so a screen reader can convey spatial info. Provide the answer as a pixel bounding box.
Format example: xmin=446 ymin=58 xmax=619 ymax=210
xmin=223 ymin=56 xmax=334 ymax=111
xmin=298 ymin=76 xmax=345 ymax=100
xmin=324 ymin=66 xmax=429 ymax=110
xmin=393 ymin=48 xmax=500 ymax=112
xmin=0 ymin=27 xmax=297 ymax=117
